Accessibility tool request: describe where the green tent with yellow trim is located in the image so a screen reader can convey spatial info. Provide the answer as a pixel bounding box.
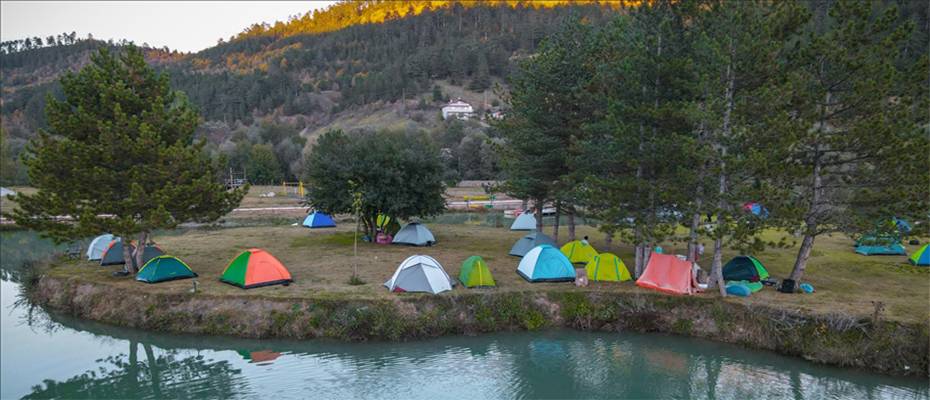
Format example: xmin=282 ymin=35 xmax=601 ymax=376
xmin=585 ymin=253 xmax=631 ymax=282
xmin=136 ymin=255 xmax=197 ymax=283
xmin=459 ymin=256 xmax=496 ymax=287
xmin=560 ymin=240 xmax=598 ymax=264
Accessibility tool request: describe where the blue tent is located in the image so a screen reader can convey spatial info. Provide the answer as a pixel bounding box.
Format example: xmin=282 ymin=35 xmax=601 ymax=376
xmin=855 ymin=242 xmax=906 ymax=256
xmin=516 ymin=245 xmax=576 ymax=282
xmin=302 ymin=212 xmax=336 ymax=228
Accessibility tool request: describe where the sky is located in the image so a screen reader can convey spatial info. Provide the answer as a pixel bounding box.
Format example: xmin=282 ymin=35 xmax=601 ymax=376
xmin=1 ymin=1 xmax=336 ymax=53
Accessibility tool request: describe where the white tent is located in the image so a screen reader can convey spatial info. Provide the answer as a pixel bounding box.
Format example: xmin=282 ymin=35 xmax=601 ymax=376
xmin=0 ymin=187 xmax=15 ymax=197
xmin=384 ymin=255 xmax=454 ymax=294
xmin=86 ymin=233 xmax=114 ymax=261
xmin=510 ymin=211 xmax=537 ymax=231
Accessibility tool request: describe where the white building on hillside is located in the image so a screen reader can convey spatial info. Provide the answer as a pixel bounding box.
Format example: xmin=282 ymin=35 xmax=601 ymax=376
xmin=442 ymin=99 xmax=475 ymax=120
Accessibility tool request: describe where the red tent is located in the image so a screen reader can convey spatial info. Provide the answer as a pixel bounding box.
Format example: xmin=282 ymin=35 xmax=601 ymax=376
xmin=636 ymin=253 xmax=696 ymax=295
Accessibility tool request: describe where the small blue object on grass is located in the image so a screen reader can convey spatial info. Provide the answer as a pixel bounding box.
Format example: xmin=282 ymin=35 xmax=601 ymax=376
xmin=725 ymin=283 xmax=752 ymax=297
xmin=799 ymin=283 xmax=814 ymax=293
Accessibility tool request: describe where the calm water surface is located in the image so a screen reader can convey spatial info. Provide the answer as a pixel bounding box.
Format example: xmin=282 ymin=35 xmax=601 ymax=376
xmin=1 ymin=230 xmax=927 ymax=399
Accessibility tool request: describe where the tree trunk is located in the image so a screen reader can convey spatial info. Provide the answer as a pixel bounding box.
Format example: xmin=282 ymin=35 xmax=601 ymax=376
xmin=521 ymin=198 xmax=528 ymax=211
xmin=552 ymin=205 xmax=561 ymax=242
xmin=688 ymin=212 xmax=702 ymax=261
xmin=790 ymin=233 xmax=816 ymax=282
xmin=791 ymin=148 xmax=824 ymax=282
xmin=567 ymin=209 xmax=576 ymax=242
xmin=134 ymin=231 xmax=149 ymax=271
xmin=634 ymin=244 xmax=644 ymax=279
xmin=790 ymin=84 xmax=830 ymax=282
xmin=122 ymin=237 xmax=136 ymax=274
xmin=535 ymin=199 xmax=544 ymax=232
xmin=604 ymin=232 xmax=613 ymax=250
xmin=708 ymin=37 xmax=736 ymax=296
xmin=711 ymin=237 xmax=726 ymax=296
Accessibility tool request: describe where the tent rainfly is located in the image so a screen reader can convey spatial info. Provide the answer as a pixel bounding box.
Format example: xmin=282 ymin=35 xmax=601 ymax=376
xmin=86 ymin=234 xmax=114 ymax=261
xmin=510 ymin=211 xmax=537 ymax=231
xmin=509 ymin=232 xmax=556 ymax=257
xmin=392 ymin=222 xmax=436 ymax=246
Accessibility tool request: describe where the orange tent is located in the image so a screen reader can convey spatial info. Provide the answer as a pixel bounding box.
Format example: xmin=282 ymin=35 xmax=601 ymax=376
xmin=635 ymin=253 xmax=695 ymax=295
xmin=220 ymin=248 xmax=293 ymax=289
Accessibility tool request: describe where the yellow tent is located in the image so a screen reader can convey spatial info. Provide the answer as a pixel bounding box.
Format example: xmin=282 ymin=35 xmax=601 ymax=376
xmin=560 ymin=240 xmax=598 ymax=264
xmin=585 ymin=253 xmax=631 ymax=282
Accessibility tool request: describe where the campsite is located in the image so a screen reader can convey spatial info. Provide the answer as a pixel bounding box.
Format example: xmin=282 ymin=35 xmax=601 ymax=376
xmin=1 ymin=0 xmax=928 ymax=398
xmin=40 ymin=194 xmax=929 ymax=324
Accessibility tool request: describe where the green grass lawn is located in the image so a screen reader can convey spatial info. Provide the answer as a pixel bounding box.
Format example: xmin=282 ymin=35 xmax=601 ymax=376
xmin=48 ymin=218 xmax=930 ymax=324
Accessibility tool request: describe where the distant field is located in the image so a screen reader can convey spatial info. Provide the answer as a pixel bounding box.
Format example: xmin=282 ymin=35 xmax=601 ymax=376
xmin=0 ymin=186 xmax=37 ymax=214
xmin=49 ymin=221 xmax=929 ymax=324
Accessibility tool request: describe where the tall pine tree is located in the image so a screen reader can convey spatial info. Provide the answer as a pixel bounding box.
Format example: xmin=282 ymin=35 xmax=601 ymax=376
xmin=6 ymin=46 xmax=245 ymax=272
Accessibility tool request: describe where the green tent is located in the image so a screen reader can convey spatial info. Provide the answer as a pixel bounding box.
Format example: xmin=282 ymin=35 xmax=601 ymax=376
xmin=459 ymin=256 xmax=496 ymax=288
xmin=722 ymin=255 xmax=769 ymax=285
xmin=136 ymin=256 xmax=197 ymax=283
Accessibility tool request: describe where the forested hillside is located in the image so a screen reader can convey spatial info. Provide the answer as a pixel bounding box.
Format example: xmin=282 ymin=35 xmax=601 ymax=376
xmin=1 ymin=0 xmax=926 ymax=186
xmin=2 ymin=1 xmax=625 ymax=184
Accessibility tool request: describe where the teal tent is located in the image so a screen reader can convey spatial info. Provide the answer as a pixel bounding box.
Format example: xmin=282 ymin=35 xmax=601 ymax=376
xmin=855 ymin=235 xmax=906 ymax=256
xmin=136 ymin=256 xmax=197 ymax=283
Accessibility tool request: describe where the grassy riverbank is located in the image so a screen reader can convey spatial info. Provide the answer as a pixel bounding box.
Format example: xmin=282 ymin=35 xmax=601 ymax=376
xmin=30 ymin=219 xmax=930 ymax=376
xmin=42 ymin=221 xmax=928 ymax=322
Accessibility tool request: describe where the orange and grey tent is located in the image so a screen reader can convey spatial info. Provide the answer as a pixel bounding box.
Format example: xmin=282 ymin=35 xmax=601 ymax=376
xmin=220 ymin=248 xmax=293 ymax=289
xmin=635 ymin=253 xmax=696 ymax=295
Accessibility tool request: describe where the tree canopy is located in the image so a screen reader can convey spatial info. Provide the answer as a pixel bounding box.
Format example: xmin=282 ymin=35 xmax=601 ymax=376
xmin=303 ymin=129 xmax=446 ymax=237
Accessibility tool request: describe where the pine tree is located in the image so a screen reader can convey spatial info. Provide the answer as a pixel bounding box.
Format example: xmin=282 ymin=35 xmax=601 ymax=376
xmin=5 ymin=46 xmax=245 ymax=272
xmin=686 ymin=0 xmax=808 ymax=293
xmin=762 ymin=0 xmax=929 ymax=283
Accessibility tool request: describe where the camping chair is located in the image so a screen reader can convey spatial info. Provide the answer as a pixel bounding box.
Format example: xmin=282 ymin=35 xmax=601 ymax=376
xmin=65 ymin=243 xmax=82 ymax=260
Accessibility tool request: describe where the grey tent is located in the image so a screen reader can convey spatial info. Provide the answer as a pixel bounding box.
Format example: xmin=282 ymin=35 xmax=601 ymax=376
xmin=510 ymin=211 xmax=537 ymax=231
xmin=100 ymin=239 xmax=133 ymax=266
xmin=100 ymin=240 xmax=164 ymax=267
xmin=392 ymin=222 xmax=436 ymax=246
xmin=134 ymin=245 xmax=165 ymax=268
xmin=509 ymin=232 xmax=556 ymax=257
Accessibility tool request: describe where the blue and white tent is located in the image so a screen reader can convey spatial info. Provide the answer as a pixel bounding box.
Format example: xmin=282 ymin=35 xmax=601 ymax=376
xmin=86 ymin=234 xmax=114 ymax=261
xmin=516 ymin=245 xmax=576 ymax=283
xmin=302 ymin=212 xmax=336 ymax=228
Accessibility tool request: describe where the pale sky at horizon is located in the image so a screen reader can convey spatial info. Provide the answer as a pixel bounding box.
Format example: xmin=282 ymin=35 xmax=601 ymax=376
xmin=1 ymin=1 xmax=336 ymax=53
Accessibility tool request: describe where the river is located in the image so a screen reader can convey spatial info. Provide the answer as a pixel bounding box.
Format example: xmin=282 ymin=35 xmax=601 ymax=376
xmin=1 ymin=230 xmax=926 ymax=399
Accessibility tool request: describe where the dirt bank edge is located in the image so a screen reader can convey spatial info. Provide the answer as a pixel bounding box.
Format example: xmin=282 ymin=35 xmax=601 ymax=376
xmin=31 ymin=275 xmax=929 ymax=377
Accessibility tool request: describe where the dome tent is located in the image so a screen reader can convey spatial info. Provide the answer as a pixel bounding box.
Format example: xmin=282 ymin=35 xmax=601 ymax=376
xmin=220 ymin=249 xmax=293 ymax=289
xmin=100 ymin=238 xmax=131 ymax=266
xmin=560 ymin=240 xmax=598 ymax=264
xmin=510 ymin=211 xmax=537 ymax=231
xmin=86 ymin=234 xmax=114 ymax=261
xmin=100 ymin=239 xmax=164 ymax=267
xmin=510 ymin=232 xmax=556 ymax=257
xmin=384 ymin=255 xmax=454 ymax=294
xmin=585 ymin=253 xmax=631 ymax=282
xmin=136 ymin=256 xmax=197 ymax=283
xmin=517 ymin=245 xmax=576 ymax=283
xmin=910 ymin=244 xmax=929 ymax=266
xmin=392 ymin=222 xmax=436 ymax=246
xmin=459 ymin=256 xmax=496 ymax=288
xmin=722 ymin=255 xmax=769 ymax=293
xmin=722 ymin=256 xmax=769 ymax=282
xmin=302 ymin=211 xmax=336 ymax=228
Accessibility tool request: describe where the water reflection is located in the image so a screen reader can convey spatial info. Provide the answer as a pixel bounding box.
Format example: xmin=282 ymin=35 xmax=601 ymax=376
xmin=2 ymin=231 xmax=928 ymax=400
